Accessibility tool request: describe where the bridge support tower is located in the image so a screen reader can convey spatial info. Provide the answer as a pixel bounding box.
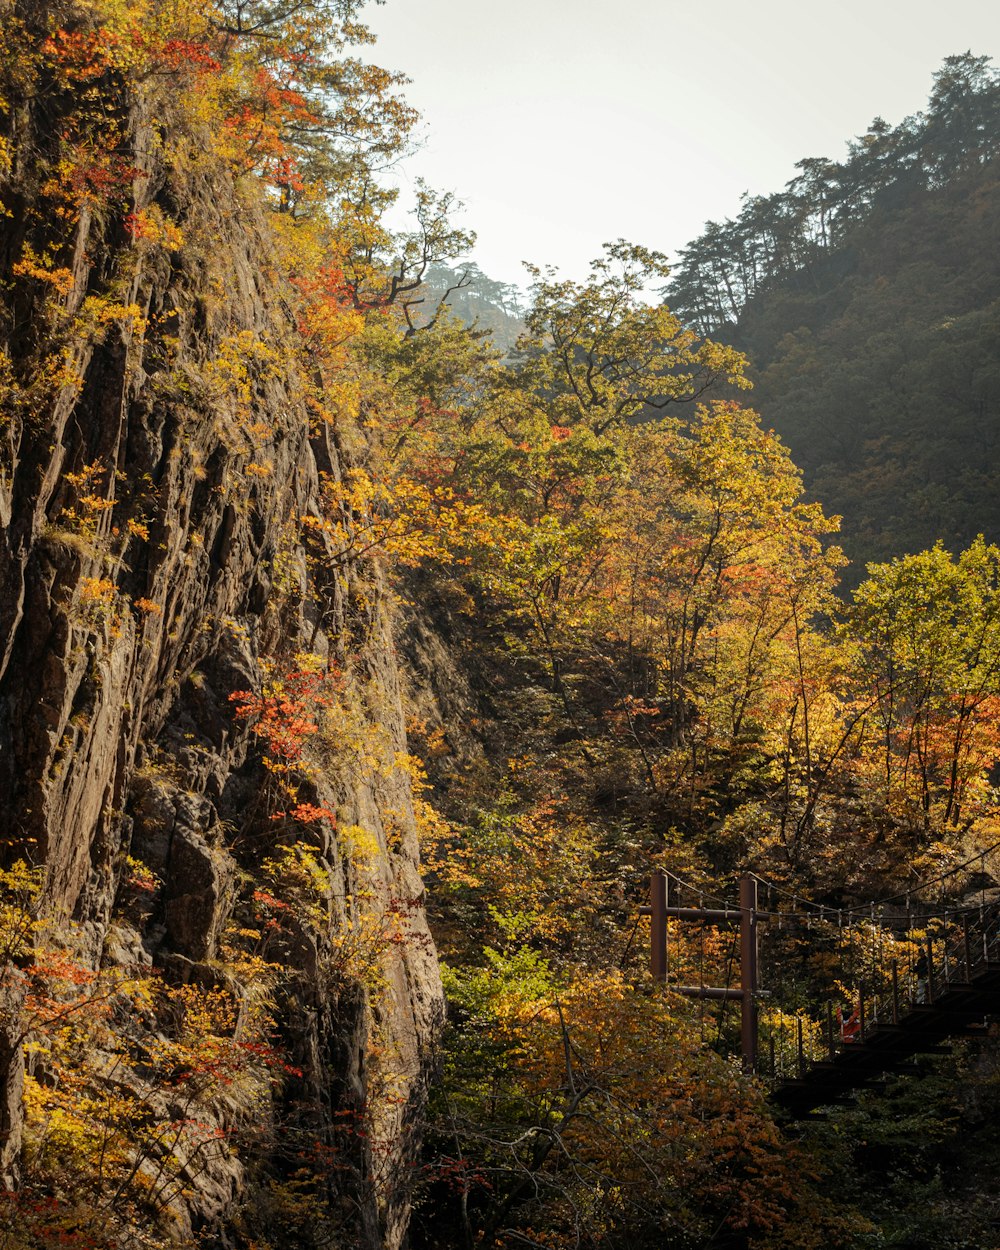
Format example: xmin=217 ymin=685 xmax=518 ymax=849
xmin=645 ymin=871 xmax=759 ymax=1073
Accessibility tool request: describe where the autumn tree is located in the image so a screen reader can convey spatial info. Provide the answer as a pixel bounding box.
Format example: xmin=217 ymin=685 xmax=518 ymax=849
xmin=845 ymin=538 xmax=1000 ymax=828
xmin=414 ymin=244 xmax=842 ymax=839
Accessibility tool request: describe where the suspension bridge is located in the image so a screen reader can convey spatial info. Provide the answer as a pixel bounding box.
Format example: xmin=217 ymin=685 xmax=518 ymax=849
xmin=642 ymin=845 xmax=1000 ymax=1117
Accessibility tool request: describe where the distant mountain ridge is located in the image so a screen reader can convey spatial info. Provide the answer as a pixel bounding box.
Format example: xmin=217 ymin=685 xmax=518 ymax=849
xmin=419 ymin=262 xmax=525 ymax=354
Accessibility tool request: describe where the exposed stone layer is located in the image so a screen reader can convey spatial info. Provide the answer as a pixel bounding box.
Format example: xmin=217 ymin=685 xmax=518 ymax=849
xmin=0 ymin=13 xmax=442 ymax=1245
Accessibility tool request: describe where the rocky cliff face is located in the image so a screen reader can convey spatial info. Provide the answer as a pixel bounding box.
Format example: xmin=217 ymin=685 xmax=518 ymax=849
xmin=0 ymin=5 xmax=442 ymax=1243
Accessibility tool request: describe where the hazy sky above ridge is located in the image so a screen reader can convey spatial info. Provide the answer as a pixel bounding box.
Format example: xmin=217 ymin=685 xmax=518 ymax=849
xmin=366 ymin=0 xmax=999 ymax=289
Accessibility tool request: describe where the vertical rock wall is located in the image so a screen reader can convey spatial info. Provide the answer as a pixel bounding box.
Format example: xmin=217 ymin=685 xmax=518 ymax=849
xmin=0 ymin=9 xmax=442 ymax=1244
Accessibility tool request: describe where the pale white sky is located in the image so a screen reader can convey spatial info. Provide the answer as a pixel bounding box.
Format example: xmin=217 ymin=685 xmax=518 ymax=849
xmin=365 ymin=0 xmax=998 ymax=289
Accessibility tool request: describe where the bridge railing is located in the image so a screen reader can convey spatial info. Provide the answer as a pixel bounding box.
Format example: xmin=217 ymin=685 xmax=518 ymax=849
xmin=760 ymin=899 xmax=1000 ymax=1080
xmin=645 ymin=857 xmax=1000 ymax=1080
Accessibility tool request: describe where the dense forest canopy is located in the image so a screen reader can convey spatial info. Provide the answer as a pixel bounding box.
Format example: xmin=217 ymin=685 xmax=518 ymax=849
xmin=2 ymin=5 xmax=1000 ymax=1249
xmin=666 ymin=52 xmax=1000 ymax=572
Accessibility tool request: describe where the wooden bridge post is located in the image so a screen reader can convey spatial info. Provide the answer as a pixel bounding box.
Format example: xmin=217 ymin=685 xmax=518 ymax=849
xmin=926 ymin=938 xmax=935 ymax=1004
xmin=964 ymin=916 xmax=972 ymax=979
xmin=740 ymin=875 xmax=759 ymax=1074
xmin=650 ymin=871 xmax=667 ymax=984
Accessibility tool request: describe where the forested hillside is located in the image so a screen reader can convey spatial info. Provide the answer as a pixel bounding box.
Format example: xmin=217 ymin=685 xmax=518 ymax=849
xmin=668 ymin=53 xmax=1000 ymax=573
xmin=3 ymin=4 xmax=1000 ymax=1249
xmin=418 ymin=263 xmax=524 ymax=353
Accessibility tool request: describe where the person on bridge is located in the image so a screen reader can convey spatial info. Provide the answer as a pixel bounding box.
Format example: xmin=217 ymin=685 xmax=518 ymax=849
xmin=915 ymin=950 xmax=929 ymax=1003
xmin=838 ymin=1004 xmax=861 ymax=1042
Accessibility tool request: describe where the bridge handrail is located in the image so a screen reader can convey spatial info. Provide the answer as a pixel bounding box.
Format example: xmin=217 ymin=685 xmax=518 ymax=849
xmin=766 ymin=896 xmax=1000 ymax=1079
xmin=645 ymin=855 xmax=1000 ymax=1085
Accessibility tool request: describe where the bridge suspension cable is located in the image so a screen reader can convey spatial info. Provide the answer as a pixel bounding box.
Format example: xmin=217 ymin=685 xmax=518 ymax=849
xmin=654 ymin=835 xmax=1000 ymax=922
